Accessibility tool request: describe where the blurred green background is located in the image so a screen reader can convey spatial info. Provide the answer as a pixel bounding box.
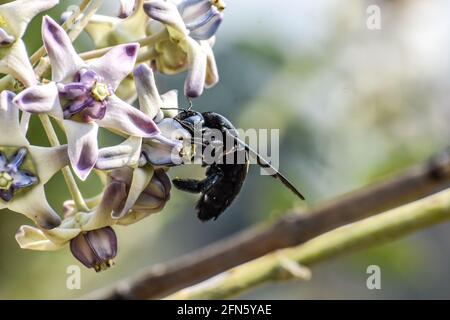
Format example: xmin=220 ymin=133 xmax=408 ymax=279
xmin=0 ymin=0 xmax=450 ymax=299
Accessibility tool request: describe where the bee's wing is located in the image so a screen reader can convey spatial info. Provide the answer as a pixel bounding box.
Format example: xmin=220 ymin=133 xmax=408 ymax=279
xmin=224 ymin=129 xmax=305 ymax=200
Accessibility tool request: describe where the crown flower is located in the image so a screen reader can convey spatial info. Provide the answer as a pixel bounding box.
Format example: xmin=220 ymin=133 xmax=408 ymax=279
xmin=13 ymin=16 xmax=173 ymax=181
xmin=15 ymin=181 xmax=127 ymax=271
xmin=96 ymin=64 xmax=190 ymax=219
xmin=81 ymin=0 xmax=224 ymax=99
xmin=16 ymin=167 xmax=171 ymax=270
xmin=82 ymin=0 xmax=148 ymax=49
xmin=0 ymin=91 xmax=68 ymax=229
xmin=0 ymin=0 xmax=59 ymax=87
xmin=144 ymin=0 xmax=224 ymax=97
xmin=97 ymin=64 xmax=191 ymax=171
xmin=0 ymin=0 xmax=230 ymax=273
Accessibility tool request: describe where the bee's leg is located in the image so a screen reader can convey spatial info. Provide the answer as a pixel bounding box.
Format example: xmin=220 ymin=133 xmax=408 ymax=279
xmin=172 ymin=178 xmax=203 ymax=194
xmin=173 ymin=167 xmax=224 ymax=194
xmin=256 ymin=156 xmax=271 ymax=168
xmin=199 ymin=170 xmax=223 ymax=193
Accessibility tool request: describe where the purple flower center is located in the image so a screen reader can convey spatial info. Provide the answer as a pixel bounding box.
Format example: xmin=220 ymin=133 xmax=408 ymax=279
xmin=58 ymin=69 xmax=113 ymax=121
xmin=0 ymin=148 xmax=38 ymax=202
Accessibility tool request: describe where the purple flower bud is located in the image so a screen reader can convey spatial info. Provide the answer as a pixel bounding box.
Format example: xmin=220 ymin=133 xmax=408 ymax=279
xmin=70 ymin=227 xmax=118 ymax=272
xmin=109 ymin=168 xmax=172 ymax=218
xmin=134 ymin=169 xmax=172 ymax=211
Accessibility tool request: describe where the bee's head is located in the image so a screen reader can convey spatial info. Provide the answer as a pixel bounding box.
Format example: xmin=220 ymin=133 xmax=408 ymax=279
xmin=174 ymin=110 xmax=205 ymax=136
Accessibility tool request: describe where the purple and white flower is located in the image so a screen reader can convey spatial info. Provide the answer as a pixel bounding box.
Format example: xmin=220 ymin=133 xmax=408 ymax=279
xmin=0 ymin=0 xmax=59 ymax=86
xmin=96 ymin=64 xmax=191 ymax=219
xmin=144 ymin=0 xmax=224 ymax=97
xmin=13 ymin=16 xmax=175 ymax=181
xmin=15 ymin=181 xmax=127 ymax=270
xmin=119 ymin=0 xmax=138 ymax=18
xmin=70 ymin=226 xmax=118 ymax=272
xmin=0 ymin=90 xmax=68 ymax=229
xmin=108 ymin=166 xmax=172 ymax=221
xmin=15 ymin=168 xmax=171 ymax=270
xmin=83 ymin=0 xmax=148 ymax=49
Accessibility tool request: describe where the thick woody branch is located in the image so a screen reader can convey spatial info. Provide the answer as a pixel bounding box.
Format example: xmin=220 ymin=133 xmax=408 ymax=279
xmin=167 ymin=188 xmax=450 ymax=299
xmin=87 ymin=148 xmax=450 ymax=299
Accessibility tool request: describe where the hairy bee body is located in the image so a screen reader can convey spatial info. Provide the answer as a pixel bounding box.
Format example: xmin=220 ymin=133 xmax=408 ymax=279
xmin=173 ymin=110 xmax=304 ymax=221
xmin=173 ymin=111 xmax=249 ymax=221
xmin=196 ymin=112 xmax=249 ymax=220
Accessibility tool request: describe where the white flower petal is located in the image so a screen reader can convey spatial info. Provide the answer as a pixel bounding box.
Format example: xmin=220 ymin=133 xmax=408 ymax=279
xmin=160 ymin=89 xmax=179 ymax=108
xmin=20 ymin=112 xmax=31 ymax=135
xmin=83 ymin=181 xmax=128 ymax=230
xmin=143 ymin=0 xmax=188 ymax=40
xmin=0 ymin=90 xmax=28 ymax=146
xmin=160 ymin=89 xmax=179 ymax=118
xmin=141 ymin=141 xmax=180 ymax=166
xmin=42 ymin=16 xmax=85 ymax=82
xmin=114 ymin=166 xmax=154 ymax=219
xmin=96 ymin=136 xmax=142 ymax=170
xmin=202 ymin=40 xmax=219 ymax=88
xmin=84 ymin=14 xmax=119 ymax=48
xmin=97 ymin=95 xmax=160 ymax=137
xmin=13 ymin=82 xmax=63 ymax=118
xmin=141 ymin=118 xmax=190 ymax=165
xmin=89 ymin=43 xmax=139 ymax=90
xmin=15 ymin=225 xmax=64 ymax=251
xmin=180 ymin=0 xmax=223 ymax=41
xmin=28 ymin=145 xmax=69 ymax=184
xmin=0 ymin=27 xmax=15 ymax=46
xmin=0 ymin=40 xmax=36 ymax=86
xmin=64 ymin=120 xmax=99 ymax=181
xmin=85 ymin=5 xmax=148 ymax=48
xmin=43 ymin=226 xmax=81 ymax=245
xmin=134 ymin=63 xmax=163 ymax=118
xmin=182 ymin=37 xmax=207 ymax=98
xmin=8 ymin=185 xmax=61 ymax=229
xmin=0 ymin=0 xmax=59 ymax=38
xmin=119 ymin=0 xmax=137 ymax=18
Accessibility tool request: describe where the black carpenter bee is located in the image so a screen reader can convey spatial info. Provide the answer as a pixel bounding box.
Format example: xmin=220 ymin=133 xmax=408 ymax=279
xmin=171 ymin=109 xmax=305 ymax=221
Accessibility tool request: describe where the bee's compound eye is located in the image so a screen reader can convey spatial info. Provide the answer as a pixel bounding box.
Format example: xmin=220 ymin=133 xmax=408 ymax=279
xmin=186 ymin=115 xmax=204 ymax=126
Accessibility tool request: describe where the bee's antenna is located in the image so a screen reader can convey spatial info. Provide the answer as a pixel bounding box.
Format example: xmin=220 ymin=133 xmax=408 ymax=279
xmin=160 ymin=107 xmax=188 ymax=112
xmin=159 ymin=98 xmax=194 ymax=113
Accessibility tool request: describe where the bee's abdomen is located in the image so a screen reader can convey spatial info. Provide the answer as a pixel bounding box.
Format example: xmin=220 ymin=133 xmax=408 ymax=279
xmin=196 ymin=162 xmax=248 ymax=221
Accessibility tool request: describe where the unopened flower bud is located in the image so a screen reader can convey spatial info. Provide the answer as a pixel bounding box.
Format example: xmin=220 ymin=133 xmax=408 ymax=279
xmin=134 ymin=169 xmax=172 ymax=212
xmin=70 ymin=227 xmax=118 ymax=272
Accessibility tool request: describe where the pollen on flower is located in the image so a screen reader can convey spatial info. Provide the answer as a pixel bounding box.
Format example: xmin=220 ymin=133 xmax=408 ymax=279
xmin=211 ymin=0 xmax=226 ymax=12
xmin=91 ymin=82 xmax=111 ymax=102
xmin=94 ymin=259 xmax=115 ymax=272
xmin=60 ymin=69 xmax=113 ymax=121
xmin=0 ymin=172 xmax=13 ymax=190
xmin=0 ymin=15 xmax=7 ymax=28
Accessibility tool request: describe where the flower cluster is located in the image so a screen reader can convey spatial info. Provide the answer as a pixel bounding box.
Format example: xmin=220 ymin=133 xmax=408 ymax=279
xmin=0 ymin=0 xmax=225 ymax=271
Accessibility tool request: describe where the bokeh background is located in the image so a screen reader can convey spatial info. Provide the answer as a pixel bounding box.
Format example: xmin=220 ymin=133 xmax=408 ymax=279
xmin=0 ymin=0 xmax=450 ymax=299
